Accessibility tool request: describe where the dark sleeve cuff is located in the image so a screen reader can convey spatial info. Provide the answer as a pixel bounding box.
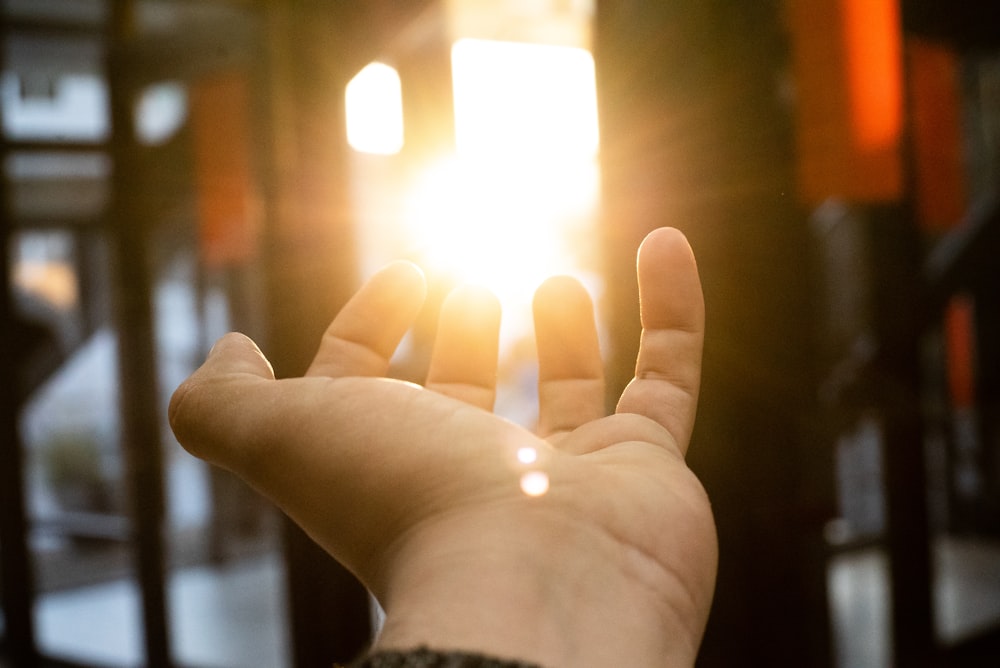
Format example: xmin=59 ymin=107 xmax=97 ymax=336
xmin=348 ymin=646 xmax=542 ymax=668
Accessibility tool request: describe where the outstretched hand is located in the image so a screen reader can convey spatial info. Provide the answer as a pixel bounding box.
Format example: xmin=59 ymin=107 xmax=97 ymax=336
xmin=168 ymin=227 xmax=715 ymax=668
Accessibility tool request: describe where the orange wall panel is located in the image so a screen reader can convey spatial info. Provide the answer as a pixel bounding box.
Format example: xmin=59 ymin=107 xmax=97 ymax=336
xmin=787 ymin=0 xmax=904 ymax=204
xmin=907 ymin=39 xmax=967 ymax=232
xmin=190 ymin=72 xmax=260 ymax=267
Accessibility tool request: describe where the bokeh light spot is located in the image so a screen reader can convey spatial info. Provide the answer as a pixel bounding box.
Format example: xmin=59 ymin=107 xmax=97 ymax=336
xmin=517 ymin=447 xmax=538 ymax=464
xmin=520 ymin=471 xmax=550 ymax=497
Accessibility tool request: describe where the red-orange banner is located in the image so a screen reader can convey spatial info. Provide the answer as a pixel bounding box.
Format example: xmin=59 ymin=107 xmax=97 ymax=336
xmin=190 ymin=71 xmax=260 ymax=267
xmin=787 ymin=0 xmax=904 ymax=204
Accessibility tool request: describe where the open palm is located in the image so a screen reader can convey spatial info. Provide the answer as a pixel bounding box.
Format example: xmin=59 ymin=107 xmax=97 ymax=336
xmin=169 ymin=227 xmax=715 ymax=667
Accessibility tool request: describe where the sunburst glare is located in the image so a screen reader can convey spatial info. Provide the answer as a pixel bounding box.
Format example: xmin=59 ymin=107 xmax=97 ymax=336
xmin=398 ymin=38 xmax=599 ymax=312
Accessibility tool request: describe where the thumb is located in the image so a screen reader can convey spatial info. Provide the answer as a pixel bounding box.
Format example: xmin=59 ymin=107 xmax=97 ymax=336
xmin=198 ymin=332 xmax=275 ymax=380
xmin=168 ymin=332 xmax=275 ymax=467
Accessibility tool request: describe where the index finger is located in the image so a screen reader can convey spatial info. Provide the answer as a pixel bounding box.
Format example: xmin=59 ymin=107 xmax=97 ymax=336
xmin=306 ymin=261 xmax=426 ymax=378
xmin=615 ymin=227 xmax=705 ymax=455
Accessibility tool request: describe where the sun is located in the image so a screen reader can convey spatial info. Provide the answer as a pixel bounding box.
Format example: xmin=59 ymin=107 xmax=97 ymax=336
xmin=399 ymin=38 xmax=601 ymax=312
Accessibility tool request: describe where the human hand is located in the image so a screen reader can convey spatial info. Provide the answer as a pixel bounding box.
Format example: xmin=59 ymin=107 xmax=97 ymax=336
xmin=168 ymin=227 xmax=715 ymax=668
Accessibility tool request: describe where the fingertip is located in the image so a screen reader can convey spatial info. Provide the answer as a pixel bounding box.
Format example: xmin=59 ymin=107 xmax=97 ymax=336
xmin=170 ymin=333 xmax=272 ymax=439
xmin=206 ymin=331 xmax=255 ymax=358
xmin=383 ymin=259 xmax=427 ymax=283
xmin=438 ymin=283 xmax=502 ymax=345
xmin=169 ymin=333 xmax=275 ymax=465
xmin=358 ymin=260 xmax=429 ymax=324
xmin=307 ymin=259 xmax=431 ymax=379
xmin=620 ymin=227 xmax=705 ymax=452
xmin=640 ymin=226 xmax=687 ymax=245
xmin=643 ymin=226 xmax=686 ymax=243
xmin=533 ymin=274 xmax=603 ymax=385
xmin=376 ymin=260 xmax=428 ymax=302
xmin=637 ymin=227 xmax=704 ymax=331
xmin=442 ymin=283 xmax=501 ymax=321
xmin=206 ymin=332 xmax=275 ymax=379
xmin=533 ymin=275 xmax=594 ymax=318
xmin=638 ymin=227 xmax=696 ymax=271
xmin=427 ymin=282 xmax=502 ymax=407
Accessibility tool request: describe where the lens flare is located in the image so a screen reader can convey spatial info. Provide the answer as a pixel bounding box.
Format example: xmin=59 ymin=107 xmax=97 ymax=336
xmin=517 ymin=447 xmax=539 ymax=464
xmin=520 ymin=471 xmax=550 ymax=497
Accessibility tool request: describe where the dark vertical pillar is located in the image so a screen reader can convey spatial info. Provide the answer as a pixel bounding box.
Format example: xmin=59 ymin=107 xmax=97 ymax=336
xmin=251 ymin=2 xmax=452 ymax=663
xmin=0 ymin=317 xmax=39 ymax=668
xmin=595 ymin=2 xmax=833 ymax=665
xmin=975 ymin=280 xmax=1000 ymax=532
xmin=256 ymin=0 xmax=362 ymax=371
xmin=2 ymin=12 xmax=41 ymax=665
xmin=868 ymin=205 xmax=936 ymax=667
xmin=106 ymin=3 xmax=172 ymax=667
xmin=0 ymin=42 xmax=40 ymax=662
xmin=254 ymin=3 xmax=372 ymax=665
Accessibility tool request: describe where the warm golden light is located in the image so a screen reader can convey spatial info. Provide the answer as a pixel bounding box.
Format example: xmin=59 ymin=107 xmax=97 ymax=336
xmin=401 ymin=154 xmax=597 ymax=309
xmin=345 ymin=62 xmax=404 ymax=155
xmin=451 ymin=39 xmax=599 ymax=159
xmin=14 ymin=261 xmax=78 ymax=309
xmin=399 ymin=39 xmax=600 ymax=312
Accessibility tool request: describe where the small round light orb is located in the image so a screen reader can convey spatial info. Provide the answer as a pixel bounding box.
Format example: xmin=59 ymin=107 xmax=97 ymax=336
xmin=516 ymin=447 xmax=538 ymax=464
xmin=520 ymin=471 xmax=550 ymax=497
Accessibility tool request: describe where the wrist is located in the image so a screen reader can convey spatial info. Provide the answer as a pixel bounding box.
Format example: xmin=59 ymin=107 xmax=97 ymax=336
xmin=370 ymin=503 xmax=700 ymax=668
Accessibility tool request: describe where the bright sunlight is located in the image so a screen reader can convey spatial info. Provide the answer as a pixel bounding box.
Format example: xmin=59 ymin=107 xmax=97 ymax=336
xmin=400 ymin=39 xmax=600 ymax=310
xmin=450 ymin=38 xmax=599 ymax=159
xmin=401 ymin=153 xmax=598 ymax=309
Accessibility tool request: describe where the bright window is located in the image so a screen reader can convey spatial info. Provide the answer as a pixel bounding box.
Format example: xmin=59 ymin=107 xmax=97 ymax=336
xmin=450 ymin=38 xmax=599 ymax=159
xmin=397 ymin=39 xmax=601 ymax=310
xmin=345 ymin=62 xmax=404 ymax=155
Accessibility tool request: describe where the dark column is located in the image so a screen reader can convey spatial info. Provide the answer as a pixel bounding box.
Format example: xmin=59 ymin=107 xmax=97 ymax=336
xmin=0 ymin=139 xmax=40 ymax=668
xmin=0 ymin=15 xmax=39 ymax=668
xmin=867 ymin=205 xmax=935 ymax=667
xmin=106 ymin=3 xmax=172 ymax=666
xmin=0 ymin=337 xmax=39 ymax=668
xmin=254 ymin=3 xmax=373 ymax=665
xmin=595 ymin=2 xmax=833 ymax=665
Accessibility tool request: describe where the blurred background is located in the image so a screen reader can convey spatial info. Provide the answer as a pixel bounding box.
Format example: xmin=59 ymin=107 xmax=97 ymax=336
xmin=0 ymin=0 xmax=998 ymax=666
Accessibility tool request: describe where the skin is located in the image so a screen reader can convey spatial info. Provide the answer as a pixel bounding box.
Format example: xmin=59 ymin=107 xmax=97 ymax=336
xmin=168 ymin=227 xmax=716 ymax=667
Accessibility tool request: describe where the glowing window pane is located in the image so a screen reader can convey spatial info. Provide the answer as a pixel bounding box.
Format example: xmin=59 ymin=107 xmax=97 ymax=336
xmin=346 ymin=63 xmax=404 ymax=155
xmin=398 ymin=39 xmax=601 ymax=317
xmin=136 ymin=81 xmax=188 ymax=146
xmin=451 ymin=38 xmax=598 ymax=159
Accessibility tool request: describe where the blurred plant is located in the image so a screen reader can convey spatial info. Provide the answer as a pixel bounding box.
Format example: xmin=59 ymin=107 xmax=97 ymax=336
xmin=41 ymin=430 xmax=115 ymax=513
